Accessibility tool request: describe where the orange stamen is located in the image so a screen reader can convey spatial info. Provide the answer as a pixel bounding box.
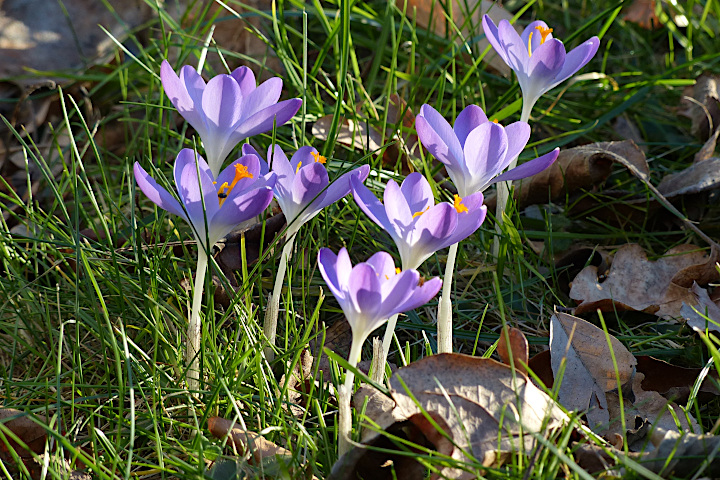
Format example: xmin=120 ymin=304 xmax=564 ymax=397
xmin=296 ymin=162 xmax=302 ymax=174
xmin=527 ymin=31 xmax=534 ymax=57
xmin=311 ymin=151 xmax=327 ymax=164
xmin=395 ymin=267 xmax=401 ymax=275
xmin=535 ymin=25 xmax=553 ymax=44
xmin=492 ymin=119 xmax=499 ymax=124
xmin=218 ymin=163 xmax=254 ymax=206
xmin=453 ymin=194 xmax=468 ymax=214
xmin=412 ymin=206 xmax=429 ymax=218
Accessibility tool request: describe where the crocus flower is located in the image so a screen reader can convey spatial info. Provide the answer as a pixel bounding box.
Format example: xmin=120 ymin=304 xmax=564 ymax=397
xmin=351 ymin=172 xmax=487 ymax=270
xmin=415 ymin=104 xmax=560 ymax=197
xmin=133 ymin=148 xmax=276 ymax=249
xmin=242 ymin=144 xmax=370 ymax=237
xmin=160 ymin=60 xmax=302 ymax=177
xmin=318 ymin=247 xmax=442 ymax=350
xmin=481 ymin=16 xmax=599 ymax=117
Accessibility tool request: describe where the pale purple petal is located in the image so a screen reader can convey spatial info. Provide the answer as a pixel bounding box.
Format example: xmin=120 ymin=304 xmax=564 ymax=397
xmin=318 ymin=248 xmax=346 ymax=302
xmin=497 ymin=19 xmax=528 ymax=72
xmin=416 ymin=104 xmax=463 ymax=168
xmin=503 ymin=121 xmax=532 ymax=165
xmin=313 ymin=164 xmax=370 ymax=212
xmin=242 ymin=144 xmax=269 ymax=175
xmin=230 ymin=66 xmax=256 ymax=97
xmin=493 ymin=148 xmax=559 ymax=184
xmin=175 ymin=150 xmax=219 ymax=238
xmin=482 ymin=16 xmax=511 ymax=66
xmin=292 ymin=162 xmax=329 ymax=210
xmin=289 ymin=146 xmax=318 ymax=172
xmin=384 ymin=179 xmax=414 ymax=234
xmin=400 ymin=172 xmax=434 ymax=215
xmin=444 ymin=193 xmax=487 ymax=245
xmin=241 ymin=77 xmax=283 ymax=120
xmin=376 ymin=270 xmax=421 ymax=319
xmin=411 ymin=203 xmax=458 ymax=258
xmin=336 ymin=247 xmax=353 ymax=291
xmin=463 ymin=122 xmax=508 ymax=181
xmin=133 ymin=162 xmax=186 ymax=219
xmin=348 ymin=263 xmax=382 ymax=321
xmin=211 ymin=187 xmax=274 ymax=242
xmin=523 ymin=20 xmax=552 ymax=55
xmin=160 ymin=61 xmax=206 ymax=130
xmin=454 ymin=104 xmax=489 ymax=147
xmin=528 ymin=39 xmax=566 ymax=87
xmin=394 ymin=276 xmax=442 ymax=314
xmin=236 ymin=99 xmax=302 ymax=139
xmin=351 ymin=175 xmax=395 ymax=236
xmin=202 ymin=75 xmax=244 ymax=131
xmin=553 ymin=37 xmax=600 ymax=86
xmin=365 ymin=251 xmax=397 ymax=281
xmin=267 ymin=145 xmax=294 ymax=207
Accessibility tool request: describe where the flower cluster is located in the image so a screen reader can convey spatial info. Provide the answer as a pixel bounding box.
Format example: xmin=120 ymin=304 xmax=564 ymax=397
xmin=134 ymin=16 xmax=598 ymax=455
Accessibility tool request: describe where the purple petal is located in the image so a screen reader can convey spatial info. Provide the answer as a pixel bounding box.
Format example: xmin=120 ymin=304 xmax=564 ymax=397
xmin=463 ymin=122 xmax=508 ymax=181
xmin=292 ymin=162 xmax=329 ymax=210
xmin=174 ymin=149 xmax=219 ymax=238
xmin=553 ymin=37 xmax=600 ymax=86
xmin=503 ymin=121 xmax=531 ymax=165
xmin=497 ymin=19 xmax=528 ymax=72
xmin=482 ymin=16 xmax=511 ymax=66
xmin=313 ymin=164 xmax=370 ymax=212
xmin=202 ymin=75 xmax=244 ymax=131
xmin=236 ymin=99 xmax=302 ymax=139
xmin=351 ymin=175 xmax=395 ymax=236
xmin=454 ymin=104 xmax=489 ymax=148
xmin=211 ymin=187 xmax=274 ymax=241
xmin=267 ymin=145 xmax=294 ymax=205
xmin=366 ymin=251 xmax=397 ymax=281
xmin=522 ymin=20 xmax=552 ymax=56
xmin=215 ymin=154 xmax=263 ymax=195
xmin=377 ymin=269 xmax=421 ymax=319
xmin=384 ymin=179 xmax=413 ymax=233
xmin=493 ymin=148 xmax=559 ymax=184
xmin=411 ymin=203 xmax=458 ymax=259
xmin=336 ymin=247 xmax=353 ymax=290
xmin=242 ymin=144 xmax=269 ymax=175
xmin=318 ymin=247 xmax=351 ymax=305
xmin=444 ymin=193 xmax=487 ymax=245
xmin=400 ymin=172 xmax=434 ymax=215
xmin=289 ymin=146 xmax=318 ymax=172
xmin=160 ymin=61 xmax=206 ymax=130
xmin=241 ymin=77 xmax=283 ymax=120
xmin=527 ymin=39 xmax=566 ymax=89
xmin=395 ymin=276 xmax=442 ymax=314
xmin=230 ymin=66 xmax=256 ymax=97
xmin=416 ymin=104 xmax=463 ymax=168
xmin=133 ymin=162 xmax=186 ymax=219
xmin=348 ymin=263 xmax=382 ymax=322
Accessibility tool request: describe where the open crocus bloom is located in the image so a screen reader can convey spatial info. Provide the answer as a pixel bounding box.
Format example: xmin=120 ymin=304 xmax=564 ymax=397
xmin=415 ymin=104 xmax=559 ymax=197
xmin=318 ymin=248 xmax=442 ymax=345
xmin=242 ymin=144 xmax=370 ymax=237
xmin=481 ymin=16 xmax=599 ymax=115
xmin=351 ymin=172 xmax=487 ymax=270
xmin=160 ymin=60 xmax=302 ymax=176
xmin=134 ymin=149 xmax=276 ymax=249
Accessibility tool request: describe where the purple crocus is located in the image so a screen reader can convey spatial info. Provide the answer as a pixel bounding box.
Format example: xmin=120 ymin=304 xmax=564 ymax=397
xmin=481 ymin=16 xmax=599 ymax=118
xmin=160 ymin=60 xmax=302 ymax=177
xmin=351 ymin=172 xmax=487 ymax=270
xmin=242 ymin=144 xmax=370 ymax=237
xmin=318 ymin=247 xmax=442 ymax=352
xmin=415 ymin=104 xmax=559 ymax=197
xmin=133 ymin=148 xmax=276 ymax=249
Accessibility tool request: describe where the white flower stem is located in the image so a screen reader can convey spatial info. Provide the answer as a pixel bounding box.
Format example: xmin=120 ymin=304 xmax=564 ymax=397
xmin=338 ymin=336 xmax=363 ymax=457
xmin=493 ymin=102 xmax=533 ymax=257
xmin=187 ymin=248 xmax=208 ymax=392
xmin=437 ymin=242 xmax=459 ymax=353
xmin=263 ymin=235 xmax=296 ymax=361
xmin=372 ymin=312 xmax=400 ymax=383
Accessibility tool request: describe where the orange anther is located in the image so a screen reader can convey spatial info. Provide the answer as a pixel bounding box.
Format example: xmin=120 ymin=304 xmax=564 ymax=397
xmin=453 ymin=194 xmax=469 ymax=214
xmin=535 ymin=25 xmax=553 ymax=44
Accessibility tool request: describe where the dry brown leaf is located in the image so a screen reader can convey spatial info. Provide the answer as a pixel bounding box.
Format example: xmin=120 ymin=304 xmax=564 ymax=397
xmin=679 ymin=73 xmax=720 ymax=141
xmin=390 ymin=354 xmax=568 ymax=476
xmin=550 ymin=312 xmax=636 ymax=429
xmin=496 ymin=326 xmax=528 ymax=375
xmin=681 ymin=282 xmax=720 ymax=334
xmin=623 ymin=0 xmax=662 ymax=30
xmin=641 ymin=428 xmax=720 ymax=476
xmin=483 ymin=140 xmax=649 ymax=210
xmin=569 ymin=244 xmax=719 ymax=318
xmin=399 ymin=0 xmax=514 ymax=75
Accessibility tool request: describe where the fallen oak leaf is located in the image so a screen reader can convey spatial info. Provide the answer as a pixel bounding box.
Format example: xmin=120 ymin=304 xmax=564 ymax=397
xmin=496 ymin=325 xmax=529 ymax=375
xmin=678 ymin=73 xmax=720 ymax=141
xmin=569 ymin=244 xmax=719 ymax=318
xmin=550 ymin=311 xmax=636 ymax=430
xmin=680 ymin=282 xmax=720 ymax=334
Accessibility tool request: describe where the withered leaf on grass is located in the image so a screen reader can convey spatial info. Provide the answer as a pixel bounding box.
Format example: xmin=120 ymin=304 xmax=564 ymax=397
xmin=679 ymin=73 xmax=720 ymax=141
xmin=680 ymin=282 xmax=720 ymax=334
xmin=549 ymin=312 xmax=699 ymax=448
xmin=483 ymin=140 xmax=649 ymax=211
xmin=623 ymin=0 xmax=662 ymax=30
xmin=569 ymin=244 xmax=719 ymax=318
xmin=550 ymin=312 xmax=636 ymax=429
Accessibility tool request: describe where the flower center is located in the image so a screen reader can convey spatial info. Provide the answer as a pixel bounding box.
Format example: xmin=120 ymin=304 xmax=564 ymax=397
xmin=217 ymin=163 xmax=254 ymax=206
xmin=385 ymin=267 xmax=402 ymax=280
xmin=312 ymin=151 xmax=327 ymax=164
xmin=527 ymin=25 xmax=553 ymax=57
xmin=453 ymin=194 xmax=468 ymax=213
xmin=412 ymin=206 xmax=430 ymax=218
